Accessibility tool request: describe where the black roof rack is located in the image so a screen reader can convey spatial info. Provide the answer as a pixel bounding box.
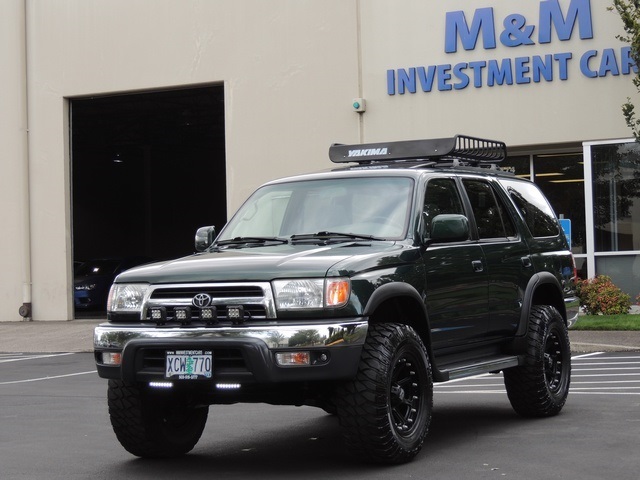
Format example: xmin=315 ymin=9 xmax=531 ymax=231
xmin=329 ymin=134 xmax=507 ymax=165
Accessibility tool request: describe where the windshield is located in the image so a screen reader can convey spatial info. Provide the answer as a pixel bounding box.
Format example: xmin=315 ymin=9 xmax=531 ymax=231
xmin=218 ymin=176 xmax=414 ymax=241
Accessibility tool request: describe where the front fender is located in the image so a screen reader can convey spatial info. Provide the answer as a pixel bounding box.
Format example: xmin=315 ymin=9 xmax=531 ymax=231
xmin=362 ymin=282 xmax=449 ymax=381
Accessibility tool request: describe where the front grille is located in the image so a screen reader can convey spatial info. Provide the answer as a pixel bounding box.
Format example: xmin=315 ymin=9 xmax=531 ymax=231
xmin=151 ymin=285 xmax=265 ymax=299
xmin=143 ymin=282 xmax=277 ymax=325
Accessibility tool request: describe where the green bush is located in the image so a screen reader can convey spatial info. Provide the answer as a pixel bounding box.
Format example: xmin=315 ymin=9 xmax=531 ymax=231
xmin=576 ymin=275 xmax=631 ymax=315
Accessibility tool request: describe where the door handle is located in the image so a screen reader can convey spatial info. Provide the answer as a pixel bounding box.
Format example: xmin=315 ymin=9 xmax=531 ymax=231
xmin=521 ymin=256 xmax=532 ymax=268
xmin=472 ymin=260 xmax=484 ymax=272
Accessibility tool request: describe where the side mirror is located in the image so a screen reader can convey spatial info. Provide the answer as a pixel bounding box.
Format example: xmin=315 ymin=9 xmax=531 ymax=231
xmin=195 ymin=226 xmax=216 ymax=252
xmin=430 ymin=214 xmax=469 ymax=243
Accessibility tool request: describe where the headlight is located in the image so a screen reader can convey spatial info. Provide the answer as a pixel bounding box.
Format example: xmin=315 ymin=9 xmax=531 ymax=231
xmin=107 ymin=284 xmax=149 ymax=312
xmin=272 ymin=278 xmax=350 ymax=310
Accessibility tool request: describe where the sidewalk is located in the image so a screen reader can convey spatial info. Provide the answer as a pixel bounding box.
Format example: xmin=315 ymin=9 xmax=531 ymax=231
xmin=0 ymin=318 xmax=639 ymax=354
xmin=0 ymin=319 xmax=101 ymax=353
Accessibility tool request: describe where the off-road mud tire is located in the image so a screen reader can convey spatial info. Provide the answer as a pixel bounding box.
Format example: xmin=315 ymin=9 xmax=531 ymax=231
xmin=335 ymin=323 xmax=433 ymax=464
xmin=504 ymin=305 xmax=571 ymax=417
xmin=107 ymin=380 xmax=209 ymax=458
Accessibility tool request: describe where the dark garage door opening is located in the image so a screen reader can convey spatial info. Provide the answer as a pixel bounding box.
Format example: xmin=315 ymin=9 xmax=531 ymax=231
xmin=71 ymin=85 xmax=226 ymax=315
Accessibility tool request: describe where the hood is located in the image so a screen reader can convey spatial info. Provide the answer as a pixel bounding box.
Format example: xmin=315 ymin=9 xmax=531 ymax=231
xmin=115 ymin=241 xmax=408 ymax=284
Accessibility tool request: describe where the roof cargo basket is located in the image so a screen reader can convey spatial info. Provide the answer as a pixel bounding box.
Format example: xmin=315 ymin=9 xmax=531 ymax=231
xmin=329 ymin=134 xmax=507 ymax=165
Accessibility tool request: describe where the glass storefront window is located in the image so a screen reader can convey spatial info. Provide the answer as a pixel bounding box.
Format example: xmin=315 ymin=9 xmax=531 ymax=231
xmin=501 ymin=155 xmax=530 ymax=179
xmin=592 ymin=143 xmax=640 ymax=252
xmin=595 ymin=255 xmax=640 ymax=298
xmin=534 ymin=153 xmax=586 ymax=254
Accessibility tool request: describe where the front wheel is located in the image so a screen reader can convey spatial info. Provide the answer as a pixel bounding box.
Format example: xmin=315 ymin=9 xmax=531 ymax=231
xmin=504 ymin=305 xmax=571 ymax=417
xmin=107 ymin=380 xmax=209 ymax=458
xmin=335 ymin=323 xmax=433 ymax=464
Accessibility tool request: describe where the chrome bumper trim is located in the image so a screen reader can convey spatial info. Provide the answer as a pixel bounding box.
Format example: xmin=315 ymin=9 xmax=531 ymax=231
xmin=94 ymin=320 xmax=368 ymax=350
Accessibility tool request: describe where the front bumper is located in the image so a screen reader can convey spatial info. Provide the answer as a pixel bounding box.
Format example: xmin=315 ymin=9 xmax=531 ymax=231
xmin=94 ymin=319 xmax=368 ymax=384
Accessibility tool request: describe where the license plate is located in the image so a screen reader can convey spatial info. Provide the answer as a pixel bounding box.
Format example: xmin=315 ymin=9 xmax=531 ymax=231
xmin=165 ymin=350 xmax=213 ymax=380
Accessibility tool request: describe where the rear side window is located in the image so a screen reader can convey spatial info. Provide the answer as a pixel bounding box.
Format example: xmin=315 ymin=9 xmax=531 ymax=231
xmin=462 ymin=179 xmax=517 ymax=239
xmin=499 ymin=178 xmax=559 ymax=238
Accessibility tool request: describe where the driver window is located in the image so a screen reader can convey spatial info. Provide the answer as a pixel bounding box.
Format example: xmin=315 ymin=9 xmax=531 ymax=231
xmin=423 ymin=178 xmax=464 ymax=237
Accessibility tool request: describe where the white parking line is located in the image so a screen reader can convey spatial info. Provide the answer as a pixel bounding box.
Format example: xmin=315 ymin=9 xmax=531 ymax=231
xmin=574 ymin=362 xmax=640 ymax=366
xmin=0 ymin=370 xmax=97 ymax=385
xmin=0 ymin=353 xmax=75 ymax=364
xmin=435 ymin=353 xmax=640 ymax=396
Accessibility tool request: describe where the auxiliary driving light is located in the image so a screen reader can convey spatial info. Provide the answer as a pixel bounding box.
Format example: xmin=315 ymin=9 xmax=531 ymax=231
xmin=216 ymin=383 xmax=241 ymax=390
xmin=150 ymin=306 xmax=167 ymax=324
xmin=227 ymin=305 xmax=244 ymax=324
xmin=149 ymin=381 xmax=173 ymax=389
xmin=200 ymin=306 xmax=218 ymax=324
xmin=174 ymin=306 xmax=192 ymax=325
xmin=275 ymin=351 xmax=311 ymax=366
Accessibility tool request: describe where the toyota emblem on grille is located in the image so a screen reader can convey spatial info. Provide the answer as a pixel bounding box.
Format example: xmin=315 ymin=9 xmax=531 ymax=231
xmin=192 ymin=293 xmax=212 ymax=308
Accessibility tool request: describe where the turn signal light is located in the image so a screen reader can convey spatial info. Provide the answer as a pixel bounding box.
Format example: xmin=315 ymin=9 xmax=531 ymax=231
xmin=326 ymin=279 xmax=350 ymax=307
xmin=276 ymin=351 xmax=311 ymax=366
xmin=101 ymin=352 xmax=122 ymax=365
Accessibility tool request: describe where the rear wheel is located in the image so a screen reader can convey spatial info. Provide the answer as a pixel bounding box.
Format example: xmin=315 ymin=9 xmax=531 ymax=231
xmin=504 ymin=305 xmax=571 ymax=417
xmin=107 ymin=380 xmax=209 ymax=458
xmin=335 ymin=323 xmax=433 ymax=464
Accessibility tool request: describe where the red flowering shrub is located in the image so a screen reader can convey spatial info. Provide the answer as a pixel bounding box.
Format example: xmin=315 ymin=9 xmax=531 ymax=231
xmin=576 ymin=275 xmax=631 ymax=315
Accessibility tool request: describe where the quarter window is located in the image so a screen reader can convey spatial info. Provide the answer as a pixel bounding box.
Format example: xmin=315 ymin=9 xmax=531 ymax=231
xmin=500 ymin=178 xmax=559 ymax=238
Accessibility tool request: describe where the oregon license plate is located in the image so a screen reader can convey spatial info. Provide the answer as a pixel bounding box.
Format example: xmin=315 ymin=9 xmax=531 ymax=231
xmin=165 ymin=350 xmax=213 ymax=380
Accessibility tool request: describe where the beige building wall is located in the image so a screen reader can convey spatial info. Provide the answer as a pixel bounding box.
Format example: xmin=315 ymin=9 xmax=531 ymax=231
xmin=0 ymin=1 xmax=30 ymax=323
xmin=4 ymin=0 xmax=361 ymax=321
xmin=359 ymin=0 xmax=635 ymax=145
xmin=0 ymin=0 xmax=636 ymax=321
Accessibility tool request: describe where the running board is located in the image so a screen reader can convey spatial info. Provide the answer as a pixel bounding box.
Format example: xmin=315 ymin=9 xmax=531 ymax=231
xmin=435 ymin=355 xmax=522 ymax=382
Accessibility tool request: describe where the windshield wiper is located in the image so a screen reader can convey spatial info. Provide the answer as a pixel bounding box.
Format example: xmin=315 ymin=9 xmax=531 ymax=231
xmin=214 ymin=236 xmax=289 ymax=249
xmin=290 ymin=231 xmax=383 ymax=243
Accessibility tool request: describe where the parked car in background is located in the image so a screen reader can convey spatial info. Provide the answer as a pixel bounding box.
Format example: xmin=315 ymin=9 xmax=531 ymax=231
xmin=74 ymin=257 xmax=151 ymax=311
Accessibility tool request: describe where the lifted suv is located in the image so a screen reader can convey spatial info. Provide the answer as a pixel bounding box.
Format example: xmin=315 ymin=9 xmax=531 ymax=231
xmin=95 ymin=135 xmax=578 ymax=463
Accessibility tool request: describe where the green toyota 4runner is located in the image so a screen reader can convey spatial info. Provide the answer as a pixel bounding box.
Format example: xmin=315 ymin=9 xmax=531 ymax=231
xmin=94 ymin=135 xmax=578 ymax=464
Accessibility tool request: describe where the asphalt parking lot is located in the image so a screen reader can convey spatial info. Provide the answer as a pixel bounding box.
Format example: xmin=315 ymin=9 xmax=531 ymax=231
xmin=1 ymin=350 xmax=639 ymax=479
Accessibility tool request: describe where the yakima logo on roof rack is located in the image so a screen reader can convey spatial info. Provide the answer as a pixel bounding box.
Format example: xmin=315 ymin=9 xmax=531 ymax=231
xmin=348 ymin=148 xmax=389 ymax=157
xmin=329 ymin=135 xmax=506 ymax=164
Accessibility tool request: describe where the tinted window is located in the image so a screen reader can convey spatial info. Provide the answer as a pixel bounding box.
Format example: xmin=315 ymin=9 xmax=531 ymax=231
xmin=423 ymin=178 xmax=465 ymax=238
xmin=499 ymin=178 xmax=559 ymax=237
xmin=462 ymin=179 xmax=515 ymax=239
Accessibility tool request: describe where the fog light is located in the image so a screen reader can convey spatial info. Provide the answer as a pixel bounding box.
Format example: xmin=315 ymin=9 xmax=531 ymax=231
xmin=150 ymin=306 xmax=167 ymax=324
xmin=101 ymin=352 xmax=122 ymax=365
xmin=175 ymin=307 xmax=192 ymax=325
xmin=276 ymin=351 xmax=311 ymax=366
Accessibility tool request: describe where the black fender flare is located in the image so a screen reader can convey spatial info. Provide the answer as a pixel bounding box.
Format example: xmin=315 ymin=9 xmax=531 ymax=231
xmin=516 ymin=272 xmax=565 ymax=337
xmin=363 ymin=282 xmax=426 ymax=317
xmin=363 ymin=282 xmax=444 ymax=380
